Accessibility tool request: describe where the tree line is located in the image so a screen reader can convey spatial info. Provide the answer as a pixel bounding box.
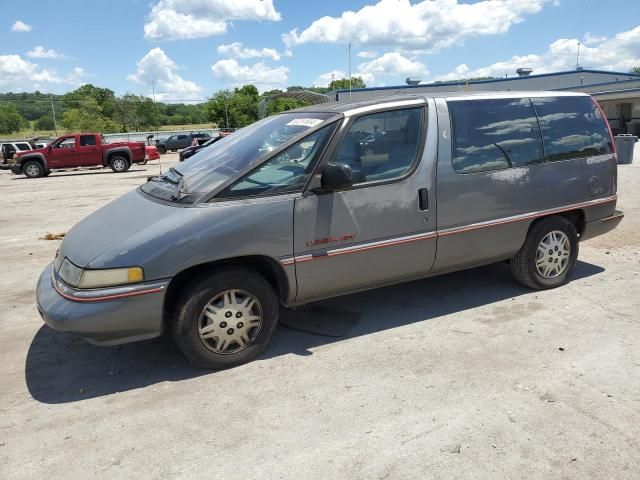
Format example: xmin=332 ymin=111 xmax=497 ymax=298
xmin=0 ymin=76 xmax=366 ymax=136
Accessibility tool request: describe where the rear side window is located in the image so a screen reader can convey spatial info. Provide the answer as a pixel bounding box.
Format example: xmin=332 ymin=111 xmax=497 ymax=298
xmin=531 ymin=96 xmax=613 ymax=161
xmin=79 ymin=135 xmax=97 ymax=146
xmin=177 ymin=135 xmax=188 ymax=140
xmin=16 ymin=143 xmax=31 ymax=151
xmin=449 ymin=98 xmax=544 ymax=174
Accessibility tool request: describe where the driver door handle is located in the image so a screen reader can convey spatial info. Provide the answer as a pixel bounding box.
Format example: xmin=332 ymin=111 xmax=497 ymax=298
xmin=418 ymin=188 xmax=429 ymax=211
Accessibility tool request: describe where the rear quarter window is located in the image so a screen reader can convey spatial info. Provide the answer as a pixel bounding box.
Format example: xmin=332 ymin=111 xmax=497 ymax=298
xmin=531 ymin=96 xmax=613 ymax=161
xmin=449 ymin=98 xmax=544 ymax=173
xmin=16 ymin=143 xmax=31 ymax=151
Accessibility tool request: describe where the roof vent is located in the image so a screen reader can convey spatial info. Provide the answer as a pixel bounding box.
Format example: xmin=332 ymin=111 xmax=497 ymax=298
xmin=405 ymin=77 xmax=421 ymax=85
xmin=516 ymin=68 xmax=533 ymax=77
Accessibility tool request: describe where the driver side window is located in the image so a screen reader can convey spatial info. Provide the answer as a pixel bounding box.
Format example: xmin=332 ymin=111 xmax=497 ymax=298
xmin=221 ymin=123 xmax=336 ymax=198
xmin=334 ymin=107 xmax=423 ymax=184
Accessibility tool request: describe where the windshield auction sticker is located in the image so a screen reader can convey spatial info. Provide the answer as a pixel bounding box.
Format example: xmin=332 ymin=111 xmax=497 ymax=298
xmin=286 ymin=118 xmax=323 ymax=127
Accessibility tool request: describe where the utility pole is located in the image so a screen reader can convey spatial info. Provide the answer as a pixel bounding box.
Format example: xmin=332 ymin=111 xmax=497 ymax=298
xmin=152 ymin=81 xmax=161 ymax=175
xmin=348 ymin=42 xmax=352 ymax=100
xmin=50 ymin=95 xmax=58 ymax=136
xmin=576 ymin=41 xmax=581 ymax=70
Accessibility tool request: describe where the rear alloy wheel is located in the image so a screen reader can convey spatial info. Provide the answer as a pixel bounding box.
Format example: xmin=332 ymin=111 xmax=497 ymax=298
xmin=172 ymin=267 xmax=279 ymax=369
xmin=511 ymin=216 xmax=579 ymax=289
xmin=110 ymin=156 xmax=130 ymax=173
xmin=23 ymin=160 xmax=44 ymax=178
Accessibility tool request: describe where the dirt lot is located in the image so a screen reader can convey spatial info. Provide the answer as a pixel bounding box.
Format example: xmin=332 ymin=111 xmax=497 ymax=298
xmin=1 ymin=152 xmax=639 ymax=479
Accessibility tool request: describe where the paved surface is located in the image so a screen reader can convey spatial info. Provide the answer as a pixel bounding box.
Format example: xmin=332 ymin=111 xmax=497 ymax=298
xmin=1 ymin=151 xmax=639 ymax=479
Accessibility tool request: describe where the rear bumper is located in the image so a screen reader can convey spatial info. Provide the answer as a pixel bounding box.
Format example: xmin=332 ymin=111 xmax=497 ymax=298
xmin=36 ymin=263 xmax=169 ymax=346
xmin=580 ymin=210 xmax=624 ymax=242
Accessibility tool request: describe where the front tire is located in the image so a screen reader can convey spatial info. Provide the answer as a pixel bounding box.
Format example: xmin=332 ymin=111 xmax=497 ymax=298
xmin=23 ymin=160 xmax=44 ymax=178
xmin=110 ymin=156 xmax=130 ymax=173
xmin=172 ymin=267 xmax=279 ymax=369
xmin=511 ymin=216 xmax=579 ymax=289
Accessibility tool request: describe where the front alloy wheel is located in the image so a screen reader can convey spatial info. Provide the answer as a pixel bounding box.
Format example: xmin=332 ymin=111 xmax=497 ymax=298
xmin=172 ymin=267 xmax=279 ymax=369
xmin=198 ymin=289 xmax=263 ymax=355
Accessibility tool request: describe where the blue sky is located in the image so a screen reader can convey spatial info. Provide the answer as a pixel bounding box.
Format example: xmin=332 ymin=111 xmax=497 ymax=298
xmin=2 ymin=0 xmax=639 ymax=102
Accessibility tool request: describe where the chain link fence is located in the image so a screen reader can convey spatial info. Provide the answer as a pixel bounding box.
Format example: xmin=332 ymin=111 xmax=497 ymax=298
xmin=103 ymin=128 xmax=220 ymax=144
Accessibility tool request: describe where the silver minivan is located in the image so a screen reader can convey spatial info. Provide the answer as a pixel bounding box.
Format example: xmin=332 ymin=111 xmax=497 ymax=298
xmin=37 ymin=92 xmax=624 ymax=368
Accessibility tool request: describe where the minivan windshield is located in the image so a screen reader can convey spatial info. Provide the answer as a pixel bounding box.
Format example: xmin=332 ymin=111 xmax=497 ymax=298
xmin=141 ymin=112 xmax=337 ymax=203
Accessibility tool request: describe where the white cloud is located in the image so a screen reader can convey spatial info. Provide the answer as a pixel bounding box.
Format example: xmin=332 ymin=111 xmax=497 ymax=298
xmin=128 ymin=47 xmax=203 ymax=102
xmin=0 ymin=54 xmax=87 ymax=91
xmin=312 ymin=70 xmax=346 ymax=88
xmin=582 ymin=33 xmax=607 ymax=46
xmin=217 ymin=42 xmax=286 ymax=61
xmin=27 ymin=46 xmax=65 ymax=59
xmin=357 ymin=51 xmax=378 ymax=59
xmin=314 ymin=52 xmax=428 ymax=87
xmin=144 ymin=0 xmax=281 ymax=41
xmin=211 ymin=59 xmax=288 ymax=92
xmin=283 ymin=0 xmax=553 ymax=51
xmin=434 ymin=25 xmax=640 ymax=81
xmin=11 ymin=20 xmax=31 ymax=32
xmin=358 ymin=52 xmax=428 ymax=83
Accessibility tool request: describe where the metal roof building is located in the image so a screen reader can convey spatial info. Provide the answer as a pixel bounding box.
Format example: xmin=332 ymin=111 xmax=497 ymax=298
xmin=333 ymin=69 xmax=640 ymax=135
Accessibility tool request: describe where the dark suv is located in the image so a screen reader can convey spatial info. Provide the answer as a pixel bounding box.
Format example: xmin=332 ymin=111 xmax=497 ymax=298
xmin=156 ymin=133 xmax=211 ymax=154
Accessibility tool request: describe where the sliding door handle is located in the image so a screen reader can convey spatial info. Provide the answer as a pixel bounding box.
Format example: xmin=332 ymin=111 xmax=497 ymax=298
xmin=418 ymin=188 xmax=429 ymax=211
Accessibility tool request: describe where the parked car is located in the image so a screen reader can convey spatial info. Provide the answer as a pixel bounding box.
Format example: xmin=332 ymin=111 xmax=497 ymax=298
xmin=156 ymin=133 xmax=211 ymax=154
xmin=10 ymin=133 xmax=149 ymax=178
xmin=144 ymin=145 xmax=160 ymax=163
xmin=36 ymin=92 xmax=623 ymax=369
xmin=0 ymin=140 xmax=34 ymax=168
xmin=179 ymin=130 xmax=233 ymax=162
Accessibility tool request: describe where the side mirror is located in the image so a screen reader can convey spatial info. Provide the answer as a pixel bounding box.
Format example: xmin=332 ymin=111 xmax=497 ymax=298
xmin=319 ymin=162 xmax=354 ymax=191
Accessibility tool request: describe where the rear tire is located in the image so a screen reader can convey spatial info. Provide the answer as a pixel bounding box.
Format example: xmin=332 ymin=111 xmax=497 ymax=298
xmin=110 ymin=156 xmax=130 ymax=173
xmin=511 ymin=216 xmax=579 ymax=289
xmin=23 ymin=160 xmax=44 ymax=178
xmin=172 ymin=267 xmax=279 ymax=369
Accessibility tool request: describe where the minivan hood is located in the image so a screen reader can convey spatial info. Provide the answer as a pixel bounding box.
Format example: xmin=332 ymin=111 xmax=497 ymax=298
xmin=59 ymin=189 xmax=178 ymax=267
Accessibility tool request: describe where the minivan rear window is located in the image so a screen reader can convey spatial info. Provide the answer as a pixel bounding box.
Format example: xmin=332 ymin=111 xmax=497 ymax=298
xmin=531 ymin=96 xmax=613 ymax=162
xmin=449 ymin=98 xmax=544 ymax=174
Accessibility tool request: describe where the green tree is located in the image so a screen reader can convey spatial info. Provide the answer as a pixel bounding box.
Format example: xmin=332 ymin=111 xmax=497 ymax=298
xmin=35 ymin=115 xmax=55 ymax=131
xmin=63 ymin=84 xmax=117 ymax=117
xmin=328 ymin=76 xmax=366 ymax=90
xmin=266 ymin=97 xmax=311 ymax=116
xmin=204 ymin=85 xmax=260 ymax=128
xmin=113 ymin=94 xmax=157 ymax=132
xmin=60 ymin=98 xmax=119 ymax=133
xmin=0 ymin=104 xmax=28 ymax=134
xmin=631 ymin=67 xmax=640 ymax=75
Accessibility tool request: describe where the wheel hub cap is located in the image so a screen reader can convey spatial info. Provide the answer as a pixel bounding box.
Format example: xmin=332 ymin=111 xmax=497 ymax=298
xmin=535 ymin=230 xmax=571 ymax=279
xmin=198 ymin=289 xmax=263 ymax=354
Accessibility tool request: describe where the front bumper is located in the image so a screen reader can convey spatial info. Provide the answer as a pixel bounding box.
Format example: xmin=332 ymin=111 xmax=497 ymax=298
xmin=36 ymin=263 xmax=170 ymax=346
xmin=580 ymin=210 xmax=624 ymax=242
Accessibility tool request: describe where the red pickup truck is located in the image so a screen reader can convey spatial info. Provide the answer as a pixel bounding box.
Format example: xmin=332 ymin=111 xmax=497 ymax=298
xmin=10 ymin=133 xmax=158 ymax=178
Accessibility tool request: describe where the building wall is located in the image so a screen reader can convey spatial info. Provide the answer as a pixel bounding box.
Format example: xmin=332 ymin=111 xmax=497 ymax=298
xmin=335 ymin=70 xmax=640 ymax=102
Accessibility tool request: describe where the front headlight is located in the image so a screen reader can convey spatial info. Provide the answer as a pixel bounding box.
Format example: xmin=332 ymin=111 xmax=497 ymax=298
xmin=58 ymin=258 xmax=144 ymax=289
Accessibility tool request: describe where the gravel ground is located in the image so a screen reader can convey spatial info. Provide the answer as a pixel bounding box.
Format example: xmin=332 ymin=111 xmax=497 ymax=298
xmin=1 ymin=150 xmax=639 ymax=479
